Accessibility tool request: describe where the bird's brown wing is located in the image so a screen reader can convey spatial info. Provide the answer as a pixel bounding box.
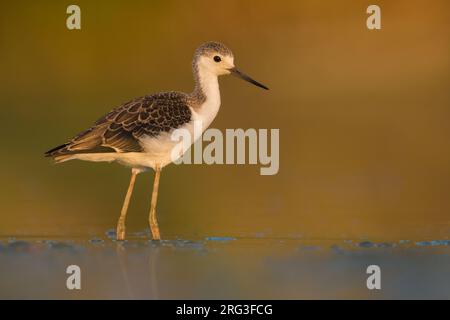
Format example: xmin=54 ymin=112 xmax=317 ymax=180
xmin=45 ymin=92 xmax=192 ymax=159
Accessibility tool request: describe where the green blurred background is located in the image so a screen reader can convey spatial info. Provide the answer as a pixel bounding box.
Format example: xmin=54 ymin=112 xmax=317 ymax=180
xmin=1 ymin=0 xmax=449 ymax=241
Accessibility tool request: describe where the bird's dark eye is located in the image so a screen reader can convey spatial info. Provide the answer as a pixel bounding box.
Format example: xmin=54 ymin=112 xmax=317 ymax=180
xmin=213 ymin=56 xmax=221 ymax=62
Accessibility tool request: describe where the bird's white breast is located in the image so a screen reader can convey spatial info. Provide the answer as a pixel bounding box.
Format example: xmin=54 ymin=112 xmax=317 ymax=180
xmin=138 ymin=86 xmax=221 ymax=169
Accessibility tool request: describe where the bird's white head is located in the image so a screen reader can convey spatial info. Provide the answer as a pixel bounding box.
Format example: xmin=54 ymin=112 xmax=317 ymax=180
xmin=194 ymin=41 xmax=235 ymax=76
xmin=193 ymin=41 xmax=269 ymax=90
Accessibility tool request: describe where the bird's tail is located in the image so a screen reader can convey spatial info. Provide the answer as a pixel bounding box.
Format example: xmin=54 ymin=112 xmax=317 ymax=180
xmin=44 ymin=143 xmax=75 ymax=163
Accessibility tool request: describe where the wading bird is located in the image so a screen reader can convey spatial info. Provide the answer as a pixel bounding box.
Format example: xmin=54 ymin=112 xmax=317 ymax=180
xmin=45 ymin=41 xmax=268 ymax=240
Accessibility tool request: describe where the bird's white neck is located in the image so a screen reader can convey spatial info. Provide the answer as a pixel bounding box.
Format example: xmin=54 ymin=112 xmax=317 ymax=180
xmin=198 ymin=67 xmax=220 ymax=104
xmin=190 ymin=65 xmax=222 ymax=130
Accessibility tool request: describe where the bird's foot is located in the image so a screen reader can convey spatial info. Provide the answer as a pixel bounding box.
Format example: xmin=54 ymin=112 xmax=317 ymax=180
xmin=150 ymin=224 xmax=161 ymax=241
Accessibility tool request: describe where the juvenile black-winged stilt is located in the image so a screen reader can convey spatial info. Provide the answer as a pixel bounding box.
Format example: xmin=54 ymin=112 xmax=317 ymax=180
xmin=45 ymin=41 xmax=268 ymax=240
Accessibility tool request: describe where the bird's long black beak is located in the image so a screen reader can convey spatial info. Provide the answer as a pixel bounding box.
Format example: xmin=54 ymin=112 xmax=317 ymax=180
xmin=229 ymin=67 xmax=269 ymax=90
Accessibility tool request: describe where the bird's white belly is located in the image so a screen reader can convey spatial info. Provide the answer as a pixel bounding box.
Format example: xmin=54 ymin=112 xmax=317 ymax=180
xmin=70 ymin=131 xmax=189 ymax=170
xmin=139 ymin=127 xmax=193 ymax=168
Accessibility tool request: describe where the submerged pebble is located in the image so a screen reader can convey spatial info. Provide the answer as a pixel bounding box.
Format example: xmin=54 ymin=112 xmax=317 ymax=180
xmin=377 ymin=242 xmax=394 ymax=248
xmin=205 ymin=237 xmax=236 ymax=242
xmin=8 ymin=240 xmax=31 ymax=252
xmin=174 ymin=240 xmax=204 ymax=249
xmin=48 ymin=241 xmax=79 ymax=253
xmin=105 ymin=229 xmax=116 ymax=239
xmin=432 ymin=240 xmax=450 ymax=246
xmin=89 ymin=238 xmax=104 ymax=244
xmin=358 ymin=241 xmax=374 ymax=248
xmin=416 ymin=240 xmax=450 ymax=246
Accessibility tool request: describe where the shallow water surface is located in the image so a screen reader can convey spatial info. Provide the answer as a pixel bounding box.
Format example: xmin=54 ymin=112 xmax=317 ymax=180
xmin=1 ymin=234 xmax=449 ymax=299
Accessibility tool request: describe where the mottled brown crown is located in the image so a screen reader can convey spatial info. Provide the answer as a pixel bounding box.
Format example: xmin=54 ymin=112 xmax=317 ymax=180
xmin=194 ymin=41 xmax=233 ymax=59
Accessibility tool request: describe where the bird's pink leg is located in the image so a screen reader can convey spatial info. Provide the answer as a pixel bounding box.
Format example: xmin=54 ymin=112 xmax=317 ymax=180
xmin=149 ymin=166 xmax=161 ymax=240
xmin=116 ymin=169 xmax=138 ymax=240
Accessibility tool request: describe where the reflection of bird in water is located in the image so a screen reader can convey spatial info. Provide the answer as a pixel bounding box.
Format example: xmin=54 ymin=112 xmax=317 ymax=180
xmin=45 ymin=41 xmax=268 ymax=240
xmin=148 ymin=245 xmax=160 ymax=299
xmin=116 ymin=243 xmax=134 ymax=298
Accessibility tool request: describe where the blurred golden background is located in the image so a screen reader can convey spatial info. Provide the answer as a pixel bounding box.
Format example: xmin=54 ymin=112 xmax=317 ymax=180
xmin=1 ymin=0 xmax=449 ymax=241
